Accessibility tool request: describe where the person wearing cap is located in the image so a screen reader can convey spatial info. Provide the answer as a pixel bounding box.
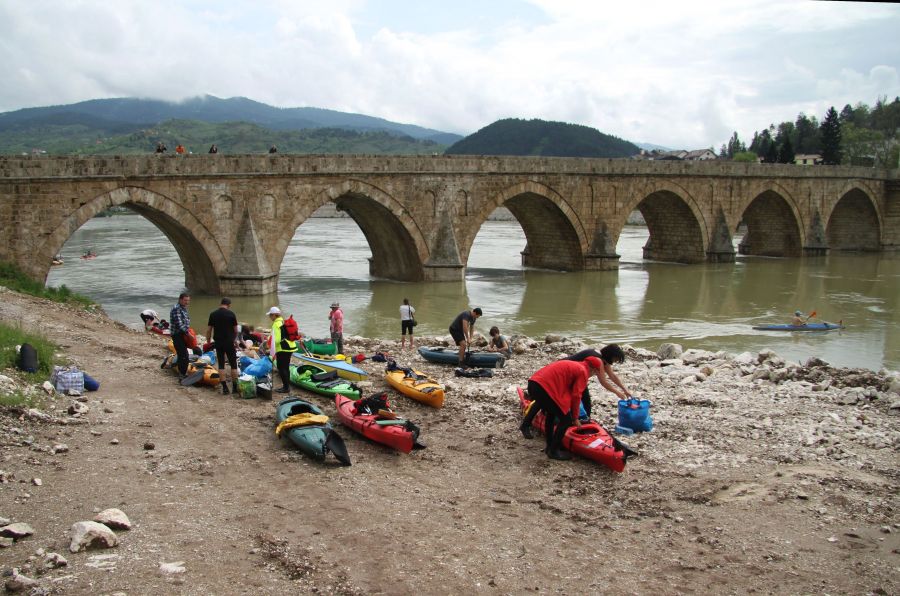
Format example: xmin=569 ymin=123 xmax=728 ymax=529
xmin=519 ymin=356 xmax=605 ymax=460
xmin=791 ymin=310 xmax=806 ymax=326
xmin=328 ymin=302 xmax=344 ymax=355
xmin=266 ymin=306 xmax=296 ymax=393
xmin=206 ymin=298 xmax=240 ymax=395
xmin=563 ymin=344 xmax=631 ymax=419
xmin=449 ymin=307 xmax=482 ymax=367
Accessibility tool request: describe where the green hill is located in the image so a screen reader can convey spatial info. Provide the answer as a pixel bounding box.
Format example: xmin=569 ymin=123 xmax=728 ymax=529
xmin=445 ymin=118 xmax=640 ymax=158
xmin=0 ymin=118 xmax=447 ymax=155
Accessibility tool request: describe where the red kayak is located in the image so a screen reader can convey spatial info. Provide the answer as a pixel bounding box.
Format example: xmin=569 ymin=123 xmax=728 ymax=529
xmin=517 ymin=387 xmax=632 ymax=472
xmin=334 ymin=394 xmax=424 ymax=454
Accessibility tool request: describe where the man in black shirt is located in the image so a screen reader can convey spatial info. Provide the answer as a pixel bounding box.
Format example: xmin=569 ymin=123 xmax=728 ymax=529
xmin=449 ymin=307 xmax=482 ymax=367
xmin=206 ymin=297 xmax=239 ymax=394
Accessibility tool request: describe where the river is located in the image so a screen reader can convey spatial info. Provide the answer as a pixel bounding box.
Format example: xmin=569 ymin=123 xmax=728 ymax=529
xmin=46 ymin=214 xmax=899 ymax=371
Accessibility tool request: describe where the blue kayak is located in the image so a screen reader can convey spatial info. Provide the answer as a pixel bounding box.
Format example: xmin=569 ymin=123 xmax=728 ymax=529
xmin=752 ymin=322 xmax=843 ymax=331
xmin=417 ymin=346 xmax=506 ymax=368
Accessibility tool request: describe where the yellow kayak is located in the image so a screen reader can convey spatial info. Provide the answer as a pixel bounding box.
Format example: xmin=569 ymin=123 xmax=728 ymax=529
xmin=385 ymin=368 xmax=445 ymax=408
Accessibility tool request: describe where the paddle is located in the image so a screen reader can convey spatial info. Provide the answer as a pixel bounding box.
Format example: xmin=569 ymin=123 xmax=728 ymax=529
xmin=180 ymin=369 xmax=206 ymax=386
xmin=805 ymin=310 xmax=817 ymax=323
xmin=324 ymin=429 xmax=352 ymax=466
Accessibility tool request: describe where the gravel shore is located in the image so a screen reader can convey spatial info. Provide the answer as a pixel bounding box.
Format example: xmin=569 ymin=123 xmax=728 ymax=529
xmin=0 ymin=286 xmax=898 ymax=594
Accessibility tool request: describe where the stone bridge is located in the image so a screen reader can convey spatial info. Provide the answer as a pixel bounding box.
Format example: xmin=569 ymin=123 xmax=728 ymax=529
xmin=0 ymin=155 xmax=897 ymax=295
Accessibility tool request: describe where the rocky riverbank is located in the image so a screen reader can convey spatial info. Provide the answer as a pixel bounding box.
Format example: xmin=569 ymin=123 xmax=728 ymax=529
xmin=0 ymin=286 xmax=898 ymax=594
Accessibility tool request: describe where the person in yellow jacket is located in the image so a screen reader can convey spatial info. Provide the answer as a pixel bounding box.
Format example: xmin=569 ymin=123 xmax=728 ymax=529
xmin=266 ymin=306 xmax=297 ymax=393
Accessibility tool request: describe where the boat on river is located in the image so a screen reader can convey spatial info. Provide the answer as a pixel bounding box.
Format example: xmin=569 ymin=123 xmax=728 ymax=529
xmin=752 ymin=321 xmax=843 ymax=332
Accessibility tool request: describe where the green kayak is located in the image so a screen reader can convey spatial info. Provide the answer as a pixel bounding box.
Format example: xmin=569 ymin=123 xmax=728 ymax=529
xmin=289 ymin=364 xmax=361 ymax=399
xmin=274 ymin=397 xmax=350 ymax=465
xmin=303 ymin=338 xmax=338 ymax=355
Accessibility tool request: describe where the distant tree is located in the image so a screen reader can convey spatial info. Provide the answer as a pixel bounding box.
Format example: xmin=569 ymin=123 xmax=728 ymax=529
xmin=724 ymin=131 xmax=745 ymax=159
xmin=793 ymin=113 xmax=820 ymax=154
xmin=763 ymin=140 xmax=778 ymax=164
xmin=870 ymin=96 xmax=900 ymax=135
xmin=820 ymin=106 xmax=843 ymax=165
xmin=732 ymin=151 xmax=759 ymax=163
xmin=719 ymin=144 xmax=728 ymax=158
xmin=777 ymin=135 xmax=795 ymax=164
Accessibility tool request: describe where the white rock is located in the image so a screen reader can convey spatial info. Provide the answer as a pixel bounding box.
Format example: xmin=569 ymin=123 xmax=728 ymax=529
xmin=733 ymin=352 xmax=755 ymax=366
xmin=69 ymin=521 xmax=118 ymax=553
xmin=4 ymin=569 xmax=37 ymax=592
xmin=68 ymin=400 xmax=89 ymax=415
xmin=0 ymin=523 xmax=34 ymax=539
xmin=43 ymin=552 xmax=68 ymax=569
xmin=24 ymin=409 xmax=52 ymax=422
xmin=50 ymin=444 xmax=69 ymax=454
xmin=887 ymin=376 xmax=900 ymax=396
xmin=31 ymin=478 xmax=41 ymax=486
xmin=41 ymin=381 xmax=55 ymax=395
xmin=94 ymin=508 xmax=131 ymax=530
xmin=159 ymin=561 xmax=186 ymax=575
xmin=657 ymin=343 xmax=683 ymax=360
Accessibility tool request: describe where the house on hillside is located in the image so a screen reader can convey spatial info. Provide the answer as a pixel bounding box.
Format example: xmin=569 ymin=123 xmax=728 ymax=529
xmin=795 ymin=154 xmax=822 ymax=166
xmin=683 ymin=149 xmax=717 ymax=161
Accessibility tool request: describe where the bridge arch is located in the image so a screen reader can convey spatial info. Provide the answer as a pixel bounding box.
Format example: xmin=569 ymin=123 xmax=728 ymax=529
xmin=826 ymin=186 xmax=882 ymax=251
xmin=44 ymin=186 xmax=226 ymax=293
xmin=470 ymin=181 xmax=587 ymax=270
xmin=736 ymin=183 xmax=803 ymax=257
xmin=280 ymin=179 xmax=429 ymax=281
xmin=622 ymin=182 xmax=709 ymax=263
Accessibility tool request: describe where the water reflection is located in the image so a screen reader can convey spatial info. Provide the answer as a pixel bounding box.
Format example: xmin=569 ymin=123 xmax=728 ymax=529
xmin=45 ymin=216 xmax=899 ymax=370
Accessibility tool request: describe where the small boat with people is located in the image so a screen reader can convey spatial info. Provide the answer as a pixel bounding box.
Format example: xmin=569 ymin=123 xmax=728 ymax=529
xmin=80 ymin=249 xmax=97 ymax=260
xmin=752 ymin=321 xmax=843 ymax=332
xmin=51 ymin=254 xmax=64 ymax=266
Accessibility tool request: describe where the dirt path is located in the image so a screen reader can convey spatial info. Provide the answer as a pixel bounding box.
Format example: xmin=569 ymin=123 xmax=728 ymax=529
xmin=0 ymin=287 xmax=897 ymax=594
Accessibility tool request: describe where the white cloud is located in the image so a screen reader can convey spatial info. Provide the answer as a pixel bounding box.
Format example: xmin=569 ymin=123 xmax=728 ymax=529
xmin=1 ymin=0 xmax=898 ymax=148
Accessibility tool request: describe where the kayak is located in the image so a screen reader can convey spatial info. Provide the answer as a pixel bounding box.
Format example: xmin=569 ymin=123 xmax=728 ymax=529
xmin=303 ymin=338 xmax=338 ymax=356
xmin=292 ymin=353 xmax=368 ymax=382
xmin=384 ymin=366 xmax=445 ymax=408
xmin=184 ymin=362 xmax=221 ymax=387
xmin=517 ymin=387 xmax=632 ymax=472
xmin=334 ymin=394 xmax=424 ymax=453
xmin=417 ymin=346 xmax=506 ymax=368
xmin=289 ymin=364 xmax=361 ymax=400
xmin=752 ymin=321 xmax=843 ymax=331
xmin=275 ymin=397 xmax=351 ymax=465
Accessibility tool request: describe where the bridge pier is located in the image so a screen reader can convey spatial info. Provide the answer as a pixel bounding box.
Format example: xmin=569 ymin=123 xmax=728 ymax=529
xmin=218 ymin=274 xmax=280 ymax=296
xmin=583 ymin=253 xmax=621 ymax=270
xmin=422 ymin=264 xmax=465 ymax=282
xmin=706 ymin=251 xmax=736 ymax=263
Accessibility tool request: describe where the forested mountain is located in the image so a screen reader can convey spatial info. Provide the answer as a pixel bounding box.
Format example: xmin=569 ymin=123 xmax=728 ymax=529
xmin=444 ymin=118 xmax=640 ymax=158
xmin=719 ymin=96 xmax=900 ymax=167
xmin=0 ymin=118 xmax=446 ymax=156
xmin=0 ymin=95 xmax=461 ymax=155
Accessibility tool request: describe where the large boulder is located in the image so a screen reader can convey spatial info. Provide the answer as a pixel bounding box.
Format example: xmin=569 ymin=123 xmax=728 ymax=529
xmin=657 ymin=343 xmax=683 ymax=360
xmin=94 ymin=508 xmax=132 ymax=530
xmin=69 ymin=521 xmax=118 ymax=553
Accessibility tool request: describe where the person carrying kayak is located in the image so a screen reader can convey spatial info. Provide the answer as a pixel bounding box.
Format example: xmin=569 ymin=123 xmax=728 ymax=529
xmin=519 ymin=356 xmax=605 ymax=460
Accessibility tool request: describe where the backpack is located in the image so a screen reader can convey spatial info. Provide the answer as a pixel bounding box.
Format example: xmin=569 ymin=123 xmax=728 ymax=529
xmin=282 ymin=315 xmax=300 ymax=342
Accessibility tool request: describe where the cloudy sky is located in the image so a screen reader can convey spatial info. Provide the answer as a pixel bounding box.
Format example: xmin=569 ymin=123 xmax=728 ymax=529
xmin=1 ymin=0 xmax=898 ymax=148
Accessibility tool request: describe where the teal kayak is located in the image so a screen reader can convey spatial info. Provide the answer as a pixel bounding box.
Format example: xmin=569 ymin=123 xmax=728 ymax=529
xmin=274 ymin=397 xmax=350 ymax=465
xmin=289 ymin=364 xmax=361 ymax=400
xmin=752 ymin=321 xmax=843 ymax=331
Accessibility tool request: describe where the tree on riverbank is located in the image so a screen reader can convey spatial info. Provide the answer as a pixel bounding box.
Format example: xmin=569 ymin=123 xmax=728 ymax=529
xmin=820 ymin=106 xmax=842 ymax=165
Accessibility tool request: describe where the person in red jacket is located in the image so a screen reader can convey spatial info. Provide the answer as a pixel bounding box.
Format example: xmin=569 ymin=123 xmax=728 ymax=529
xmin=520 ymin=356 xmax=603 ymax=460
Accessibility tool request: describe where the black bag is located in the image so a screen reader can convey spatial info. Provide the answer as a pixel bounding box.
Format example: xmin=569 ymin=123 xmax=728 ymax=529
xmin=454 ymin=367 xmax=493 ymax=378
xmin=18 ymin=343 xmax=37 ymax=373
xmin=411 ymin=317 xmax=418 ymax=327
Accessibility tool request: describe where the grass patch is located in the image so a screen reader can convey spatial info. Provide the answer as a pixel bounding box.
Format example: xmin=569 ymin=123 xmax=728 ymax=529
xmin=0 ymin=260 xmax=96 ymax=310
xmin=0 ymin=321 xmax=59 ymax=407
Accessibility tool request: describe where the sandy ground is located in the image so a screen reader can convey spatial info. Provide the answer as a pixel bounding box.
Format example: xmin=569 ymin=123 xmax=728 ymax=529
xmin=0 ymin=287 xmax=898 ymax=595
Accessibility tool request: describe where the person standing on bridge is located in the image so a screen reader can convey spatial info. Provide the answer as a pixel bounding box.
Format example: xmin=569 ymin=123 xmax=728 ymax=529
xmin=449 ymin=307 xmax=482 ymax=367
xmin=169 ymin=292 xmax=192 ymax=379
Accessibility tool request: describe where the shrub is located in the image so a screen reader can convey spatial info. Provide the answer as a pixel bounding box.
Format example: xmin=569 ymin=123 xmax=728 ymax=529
xmin=0 ymin=261 xmax=96 ymax=309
